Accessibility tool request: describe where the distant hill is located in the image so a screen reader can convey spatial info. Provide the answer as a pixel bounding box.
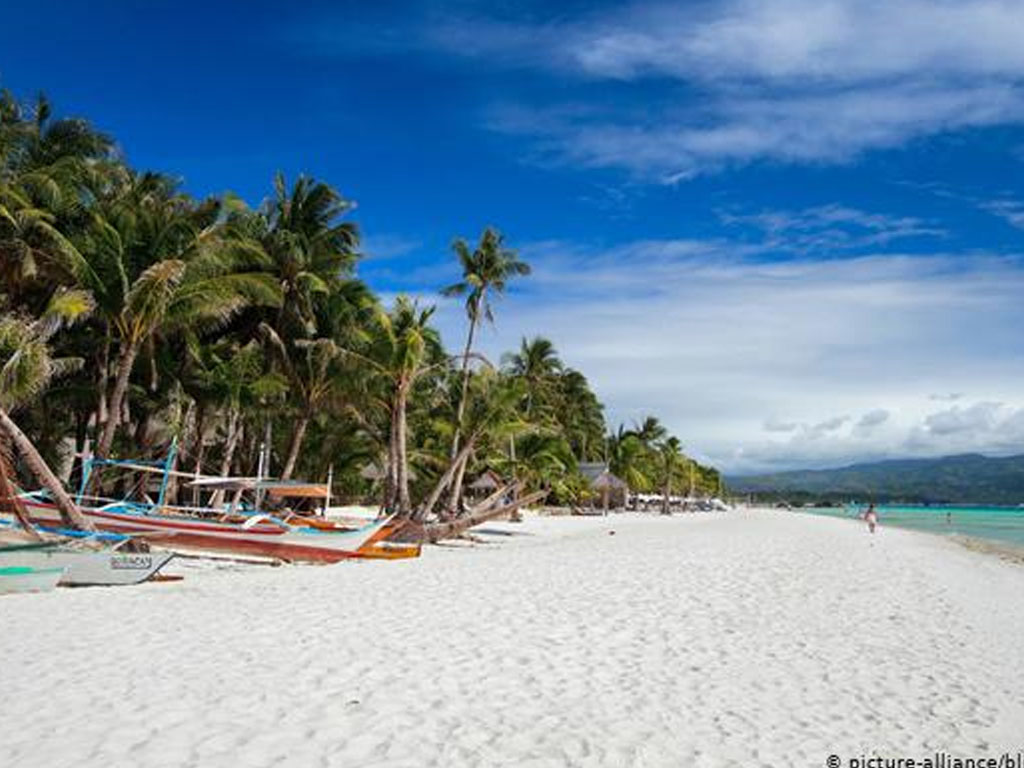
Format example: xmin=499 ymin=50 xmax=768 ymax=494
xmin=727 ymin=454 xmax=1024 ymax=505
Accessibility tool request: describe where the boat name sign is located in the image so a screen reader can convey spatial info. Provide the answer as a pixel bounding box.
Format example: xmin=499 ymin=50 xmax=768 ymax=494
xmin=110 ymin=555 xmax=155 ymax=570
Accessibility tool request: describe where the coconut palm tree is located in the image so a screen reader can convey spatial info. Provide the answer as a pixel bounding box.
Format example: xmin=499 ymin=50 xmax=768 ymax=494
xmin=417 ymin=369 xmax=525 ymax=521
xmin=0 ymin=288 xmax=95 ymax=528
xmin=555 ymin=368 xmax=606 ymax=462
xmin=631 ymin=416 xmax=668 ymax=448
xmin=440 ymin=227 xmax=529 ymax=510
xmin=502 ymin=335 xmax=563 ymax=417
xmin=655 ymin=436 xmax=687 ymax=515
xmin=607 ymin=424 xmax=652 ymax=492
xmin=260 ymin=173 xmax=361 ymax=339
xmin=80 ymin=177 xmax=281 ymax=459
xmin=259 ymin=276 xmax=376 ymax=480
xmin=356 ymin=296 xmax=444 ymax=515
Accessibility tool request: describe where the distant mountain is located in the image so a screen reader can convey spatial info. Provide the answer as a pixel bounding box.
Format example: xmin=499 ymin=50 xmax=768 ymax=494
xmin=727 ymin=454 xmax=1024 ymax=505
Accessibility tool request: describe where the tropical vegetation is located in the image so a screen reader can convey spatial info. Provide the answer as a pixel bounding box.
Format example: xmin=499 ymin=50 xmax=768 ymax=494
xmin=0 ymin=89 xmax=722 ymax=524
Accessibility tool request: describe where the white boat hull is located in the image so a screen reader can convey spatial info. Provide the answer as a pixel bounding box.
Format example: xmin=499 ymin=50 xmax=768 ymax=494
xmin=0 ymin=566 xmax=65 ymax=594
xmin=0 ymin=548 xmax=174 ymax=586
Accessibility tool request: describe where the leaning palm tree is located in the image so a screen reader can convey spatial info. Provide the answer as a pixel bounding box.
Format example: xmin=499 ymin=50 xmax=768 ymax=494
xmin=440 ymin=228 xmax=529 ymax=512
xmin=0 ymin=288 xmax=95 ymax=529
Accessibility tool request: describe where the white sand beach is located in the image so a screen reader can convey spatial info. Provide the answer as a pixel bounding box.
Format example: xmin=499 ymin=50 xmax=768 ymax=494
xmin=3 ymin=510 xmax=1023 ymax=768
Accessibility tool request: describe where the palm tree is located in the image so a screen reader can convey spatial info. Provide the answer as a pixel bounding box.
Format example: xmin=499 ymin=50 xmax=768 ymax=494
xmin=358 ymin=296 xmax=444 ymax=515
xmin=260 ymin=277 xmax=375 ymax=480
xmin=0 ymin=91 xmax=111 ymax=306
xmin=631 ymin=416 xmax=667 ymax=448
xmin=555 ymin=368 xmax=606 ymax=461
xmin=80 ymin=178 xmax=281 ymax=459
xmin=655 ymin=436 xmax=687 ymax=515
xmin=607 ymin=425 xmax=652 ymax=492
xmin=417 ymin=369 xmax=524 ymax=521
xmin=441 ymin=227 xmax=529 ymax=511
xmin=260 ymin=173 xmax=360 ymax=338
xmin=0 ymin=288 xmax=95 ymax=529
xmin=502 ymin=335 xmax=563 ymax=417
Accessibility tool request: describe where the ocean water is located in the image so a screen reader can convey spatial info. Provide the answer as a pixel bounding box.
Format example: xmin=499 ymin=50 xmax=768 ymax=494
xmin=799 ymin=504 xmax=1024 ymax=548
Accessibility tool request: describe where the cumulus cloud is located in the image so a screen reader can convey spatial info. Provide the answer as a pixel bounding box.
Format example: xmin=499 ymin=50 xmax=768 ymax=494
xmin=391 ymin=237 xmax=1024 ymax=473
xmin=923 ymin=401 xmax=1005 ymax=436
xmin=435 ymin=0 xmax=1024 ymax=179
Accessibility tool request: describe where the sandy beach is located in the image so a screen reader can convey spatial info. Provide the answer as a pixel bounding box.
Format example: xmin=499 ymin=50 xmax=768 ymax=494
xmin=3 ymin=510 xmax=1023 ymax=768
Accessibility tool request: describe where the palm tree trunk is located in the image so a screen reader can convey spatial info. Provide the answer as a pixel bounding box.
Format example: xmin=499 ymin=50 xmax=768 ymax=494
xmin=662 ymin=479 xmax=670 ymax=515
xmin=96 ymin=341 xmax=140 ymax=458
xmin=0 ymin=441 xmax=41 ymax=538
xmin=280 ymin=415 xmax=309 ymax=481
xmin=447 ymin=450 xmax=471 ymax=517
xmin=417 ymin=440 xmax=474 ymax=522
xmin=163 ymin=401 xmax=194 ymax=506
xmin=424 ymin=489 xmax=547 ymax=543
xmin=444 ymin=310 xmax=479 ymax=516
xmin=0 ymin=407 xmax=95 ymax=531
xmin=191 ymin=409 xmax=208 ymax=507
xmin=95 ymin=325 xmax=111 ymax=429
xmin=209 ymin=409 xmax=241 ymax=508
xmin=385 ymin=403 xmax=399 ymax=512
xmin=395 ymin=386 xmax=411 ymax=515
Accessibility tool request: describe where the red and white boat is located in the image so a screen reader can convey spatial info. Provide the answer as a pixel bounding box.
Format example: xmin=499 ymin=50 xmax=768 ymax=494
xmin=20 ymin=497 xmax=395 ymax=564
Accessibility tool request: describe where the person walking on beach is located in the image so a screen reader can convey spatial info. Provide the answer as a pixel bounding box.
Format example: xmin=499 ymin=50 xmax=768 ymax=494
xmin=863 ymin=503 xmax=879 ymax=534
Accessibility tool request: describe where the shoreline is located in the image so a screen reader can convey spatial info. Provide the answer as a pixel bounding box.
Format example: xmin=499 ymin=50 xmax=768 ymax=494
xmin=788 ymin=505 xmax=1024 ymax=565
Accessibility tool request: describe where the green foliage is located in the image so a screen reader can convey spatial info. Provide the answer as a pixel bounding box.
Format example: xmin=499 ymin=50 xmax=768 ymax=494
xmin=0 ymin=87 xmax=722 ymax=509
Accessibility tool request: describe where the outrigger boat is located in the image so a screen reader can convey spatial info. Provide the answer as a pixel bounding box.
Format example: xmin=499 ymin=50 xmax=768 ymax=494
xmin=0 ymin=524 xmax=175 ymax=586
xmin=0 ymin=563 xmax=65 ymax=594
xmin=19 ymin=446 xmax=398 ymax=564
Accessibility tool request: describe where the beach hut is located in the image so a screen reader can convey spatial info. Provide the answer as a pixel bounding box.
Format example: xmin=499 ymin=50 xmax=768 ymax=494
xmin=579 ymin=462 xmax=628 ymax=513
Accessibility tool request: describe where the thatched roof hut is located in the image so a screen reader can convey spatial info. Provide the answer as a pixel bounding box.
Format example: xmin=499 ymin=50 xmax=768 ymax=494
xmin=579 ymin=462 xmax=628 ymax=509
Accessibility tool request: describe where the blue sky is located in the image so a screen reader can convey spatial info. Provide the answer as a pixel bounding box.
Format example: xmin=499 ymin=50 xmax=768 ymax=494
xmin=5 ymin=0 xmax=1024 ymax=473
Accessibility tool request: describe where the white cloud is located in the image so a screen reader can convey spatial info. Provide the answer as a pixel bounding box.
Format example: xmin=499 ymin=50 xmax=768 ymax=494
xmin=488 ymin=82 xmax=1024 ymax=181
xmin=924 ymin=401 xmax=1005 ymax=436
xmin=436 ymin=0 xmax=1024 ymax=178
xmin=981 ymin=199 xmax=1024 ymax=230
xmin=559 ymin=0 xmax=1024 ymax=83
xmin=402 ymin=239 xmax=1024 ymax=473
xmin=719 ymin=204 xmax=945 ymax=253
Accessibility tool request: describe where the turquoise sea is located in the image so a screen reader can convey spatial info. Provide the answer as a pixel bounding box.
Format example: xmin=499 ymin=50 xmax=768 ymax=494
xmin=800 ymin=504 xmax=1024 ymax=548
